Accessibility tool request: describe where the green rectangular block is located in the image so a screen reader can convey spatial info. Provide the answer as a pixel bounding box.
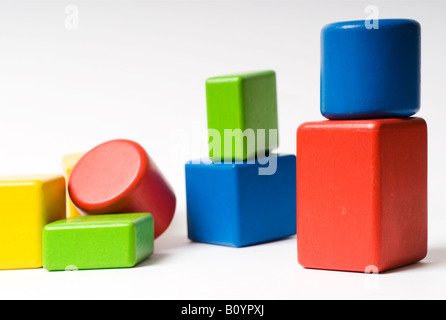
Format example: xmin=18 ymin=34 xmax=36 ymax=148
xmin=43 ymin=213 xmax=154 ymax=271
xmin=206 ymin=70 xmax=279 ymax=161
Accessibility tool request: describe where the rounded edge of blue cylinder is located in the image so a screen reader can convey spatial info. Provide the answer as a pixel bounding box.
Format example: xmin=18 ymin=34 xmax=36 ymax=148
xmin=322 ymin=18 xmax=420 ymax=32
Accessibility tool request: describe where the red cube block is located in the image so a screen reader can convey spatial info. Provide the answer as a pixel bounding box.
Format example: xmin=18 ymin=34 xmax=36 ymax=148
xmin=296 ymin=117 xmax=427 ymax=273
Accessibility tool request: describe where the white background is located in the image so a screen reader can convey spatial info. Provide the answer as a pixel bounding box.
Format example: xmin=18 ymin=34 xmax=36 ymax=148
xmin=0 ymin=0 xmax=445 ymax=300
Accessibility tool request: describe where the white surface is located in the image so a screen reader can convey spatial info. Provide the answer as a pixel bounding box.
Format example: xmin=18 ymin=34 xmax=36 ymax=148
xmin=0 ymin=0 xmax=446 ymax=300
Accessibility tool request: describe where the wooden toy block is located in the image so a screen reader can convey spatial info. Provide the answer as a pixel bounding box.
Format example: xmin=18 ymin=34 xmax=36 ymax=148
xmin=186 ymin=155 xmax=296 ymax=247
xmin=0 ymin=174 xmax=66 ymax=270
xmin=68 ymin=139 xmax=176 ymax=239
xmin=43 ymin=213 xmax=154 ymax=271
xmin=321 ymin=19 xmax=421 ymax=119
xmin=62 ymin=153 xmax=84 ymax=218
xmin=206 ymin=70 xmax=279 ymax=161
xmin=296 ymin=118 xmax=427 ymax=273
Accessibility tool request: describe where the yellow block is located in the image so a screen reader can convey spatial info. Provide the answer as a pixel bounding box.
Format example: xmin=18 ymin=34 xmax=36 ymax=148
xmin=0 ymin=174 xmax=66 ymax=270
xmin=62 ymin=153 xmax=84 ymax=218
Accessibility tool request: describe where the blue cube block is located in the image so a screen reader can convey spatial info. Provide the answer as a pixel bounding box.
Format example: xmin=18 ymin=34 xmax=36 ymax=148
xmin=321 ymin=19 xmax=421 ymax=120
xmin=185 ymin=154 xmax=296 ymax=248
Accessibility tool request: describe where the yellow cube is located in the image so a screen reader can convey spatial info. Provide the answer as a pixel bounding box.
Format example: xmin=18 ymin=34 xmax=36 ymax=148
xmin=0 ymin=174 xmax=66 ymax=270
xmin=63 ymin=153 xmax=84 ymax=218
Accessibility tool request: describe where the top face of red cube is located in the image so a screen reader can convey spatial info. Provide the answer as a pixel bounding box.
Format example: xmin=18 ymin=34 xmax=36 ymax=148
xmin=296 ymin=118 xmax=427 ymax=273
xmin=298 ymin=117 xmax=425 ymax=133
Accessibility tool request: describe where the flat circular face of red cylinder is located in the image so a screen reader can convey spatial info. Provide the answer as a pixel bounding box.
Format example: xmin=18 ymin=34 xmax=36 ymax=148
xmin=68 ymin=139 xmax=176 ymax=238
xmin=69 ymin=140 xmax=148 ymax=212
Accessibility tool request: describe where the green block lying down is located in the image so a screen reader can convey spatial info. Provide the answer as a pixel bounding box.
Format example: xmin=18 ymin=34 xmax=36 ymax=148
xmin=43 ymin=213 xmax=154 ymax=271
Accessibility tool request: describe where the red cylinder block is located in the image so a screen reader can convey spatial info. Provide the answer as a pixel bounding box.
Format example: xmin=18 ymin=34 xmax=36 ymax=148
xmin=68 ymin=139 xmax=176 ymax=239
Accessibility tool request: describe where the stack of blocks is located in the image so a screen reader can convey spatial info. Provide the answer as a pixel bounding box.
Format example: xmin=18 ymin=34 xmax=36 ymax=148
xmin=185 ymin=71 xmax=297 ymax=248
xmin=297 ymin=19 xmax=428 ymax=273
xmin=0 ymin=140 xmax=176 ymax=271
